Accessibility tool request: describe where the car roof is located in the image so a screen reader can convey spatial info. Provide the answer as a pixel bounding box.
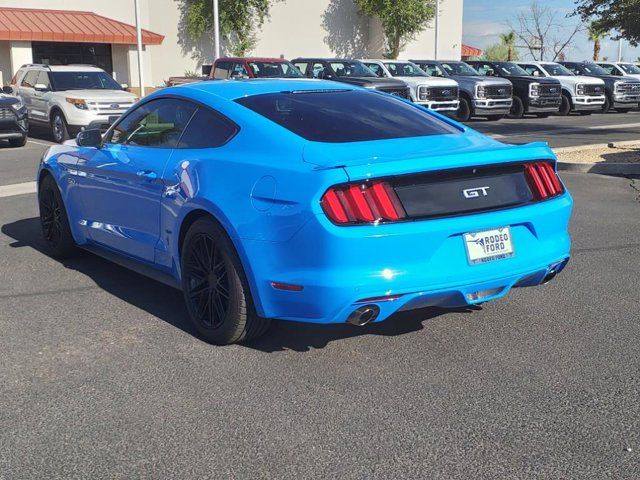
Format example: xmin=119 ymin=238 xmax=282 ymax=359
xmin=171 ymin=78 xmax=356 ymax=101
xmin=22 ymin=64 xmax=104 ymax=72
xmin=217 ymin=57 xmax=289 ymax=63
xmin=291 ymin=58 xmax=359 ymax=62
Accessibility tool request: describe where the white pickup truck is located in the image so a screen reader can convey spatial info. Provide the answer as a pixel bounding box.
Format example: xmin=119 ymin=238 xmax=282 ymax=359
xmin=517 ymin=61 xmax=606 ymax=116
xmin=360 ymin=59 xmax=460 ymax=113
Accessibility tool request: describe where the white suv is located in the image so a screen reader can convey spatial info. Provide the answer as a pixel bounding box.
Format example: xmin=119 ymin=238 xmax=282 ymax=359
xmin=360 ymin=59 xmax=460 ymax=113
xmin=11 ymin=64 xmax=138 ymax=143
xmin=517 ymin=61 xmax=606 ymax=116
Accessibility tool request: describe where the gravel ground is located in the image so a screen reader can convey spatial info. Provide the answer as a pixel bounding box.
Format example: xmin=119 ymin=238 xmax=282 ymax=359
xmin=556 ymin=143 xmax=640 ymax=164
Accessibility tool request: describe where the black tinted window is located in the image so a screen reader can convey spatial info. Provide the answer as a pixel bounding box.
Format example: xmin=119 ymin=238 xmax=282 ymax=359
xmin=108 ymin=98 xmax=196 ymax=148
xmin=49 ymin=71 xmax=121 ymax=90
xmin=236 ymin=90 xmax=459 ymax=143
xmin=178 ymin=107 xmax=238 ymax=148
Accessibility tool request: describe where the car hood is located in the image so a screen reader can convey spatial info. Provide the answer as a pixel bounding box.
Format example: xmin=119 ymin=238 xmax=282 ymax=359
xmin=338 ymin=77 xmax=407 ymax=88
xmin=55 ymin=89 xmax=138 ymax=102
xmin=552 ymin=75 xmax=605 ymax=86
xmin=508 ymin=76 xmax=561 ymax=85
xmin=302 ymin=129 xmax=555 ymax=180
xmin=453 ymin=76 xmax=512 ymax=86
xmin=395 ymin=76 xmax=457 ymax=88
xmin=622 ymin=73 xmax=640 ymax=81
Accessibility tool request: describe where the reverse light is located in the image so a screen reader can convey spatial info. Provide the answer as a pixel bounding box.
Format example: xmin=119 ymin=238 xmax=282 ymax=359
xmin=321 ymin=181 xmax=406 ymax=225
xmin=66 ymin=98 xmax=88 ymax=110
xmin=525 ymin=162 xmax=564 ymax=200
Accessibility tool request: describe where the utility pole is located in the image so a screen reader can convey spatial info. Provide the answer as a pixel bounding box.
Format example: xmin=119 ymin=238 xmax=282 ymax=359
xmin=434 ymin=0 xmax=440 ymax=60
xmin=617 ymin=39 xmax=623 ymax=62
xmin=134 ymin=0 xmax=145 ymax=97
xmin=213 ymin=0 xmax=221 ymax=60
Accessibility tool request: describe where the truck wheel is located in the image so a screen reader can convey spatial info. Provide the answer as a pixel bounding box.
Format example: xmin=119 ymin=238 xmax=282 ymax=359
xmin=455 ymin=97 xmax=472 ymax=122
xmin=601 ymin=96 xmax=611 ymax=113
xmin=507 ymin=96 xmax=524 ymax=119
xmin=557 ymin=94 xmax=571 ymax=116
xmin=51 ymin=112 xmax=70 ymax=143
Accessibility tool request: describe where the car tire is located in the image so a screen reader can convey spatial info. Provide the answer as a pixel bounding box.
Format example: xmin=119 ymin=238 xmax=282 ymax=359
xmin=601 ymin=96 xmax=611 ymax=114
xmin=38 ymin=174 xmax=77 ymax=259
xmin=181 ymin=217 xmax=270 ymax=345
xmin=507 ymin=96 xmax=524 ymax=119
xmin=51 ymin=111 xmax=70 ymax=143
xmin=9 ymin=136 xmax=27 ymax=147
xmin=557 ymin=94 xmax=571 ymax=116
xmin=485 ymin=115 xmax=503 ymax=121
xmin=455 ymin=97 xmax=472 ymax=122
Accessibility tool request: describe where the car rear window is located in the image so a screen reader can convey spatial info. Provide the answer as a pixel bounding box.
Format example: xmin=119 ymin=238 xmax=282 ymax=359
xmin=235 ymin=90 xmax=459 ymax=143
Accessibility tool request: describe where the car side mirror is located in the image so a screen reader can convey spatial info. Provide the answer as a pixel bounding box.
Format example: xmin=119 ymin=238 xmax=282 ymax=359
xmin=2 ymin=86 xmax=12 ymax=94
xmin=34 ymin=83 xmax=49 ymax=92
xmin=76 ymin=128 xmax=102 ymax=148
xmin=120 ymin=83 xmax=129 ymax=90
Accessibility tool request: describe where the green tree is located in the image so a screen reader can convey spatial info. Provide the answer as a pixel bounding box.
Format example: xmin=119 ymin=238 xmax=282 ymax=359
xmin=354 ymin=0 xmax=436 ymax=59
xmin=575 ymin=0 xmax=640 ymax=46
xmin=587 ymin=21 xmax=608 ymax=61
xmin=499 ymin=31 xmax=517 ymax=61
xmin=184 ymin=0 xmax=277 ymax=56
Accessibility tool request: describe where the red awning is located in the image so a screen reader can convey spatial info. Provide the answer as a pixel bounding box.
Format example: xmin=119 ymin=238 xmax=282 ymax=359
xmin=0 ymin=7 xmax=164 ymax=45
xmin=461 ymin=44 xmax=483 ymax=57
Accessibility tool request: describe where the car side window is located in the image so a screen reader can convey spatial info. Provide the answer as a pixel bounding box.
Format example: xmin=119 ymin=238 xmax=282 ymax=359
xmin=106 ymin=98 xmax=197 ymax=148
xmin=213 ymin=61 xmax=232 ymax=80
xmin=293 ymin=62 xmax=308 ymax=76
xmin=600 ymin=64 xmax=617 ymax=75
xmin=474 ymin=63 xmax=493 ymax=76
xmin=231 ymin=62 xmax=249 ymax=78
xmin=21 ymin=71 xmax=39 ymax=88
xmin=522 ymin=65 xmax=538 ymax=76
xmin=311 ymin=63 xmax=326 ymax=78
xmin=36 ymin=71 xmax=51 ymax=89
xmin=177 ymin=106 xmax=238 ymax=149
xmin=365 ymin=63 xmax=384 ymax=77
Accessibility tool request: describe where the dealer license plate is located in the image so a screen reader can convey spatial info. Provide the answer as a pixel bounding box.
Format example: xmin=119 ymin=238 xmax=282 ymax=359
xmin=464 ymin=227 xmax=514 ymax=264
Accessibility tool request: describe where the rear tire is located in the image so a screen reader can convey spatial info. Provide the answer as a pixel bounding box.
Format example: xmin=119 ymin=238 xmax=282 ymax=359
xmin=181 ymin=217 xmax=270 ymax=345
xmin=51 ymin=111 xmax=69 ymax=143
xmin=507 ymin=96 xmax=524 ymax=119
xmin=38 ymin=174 xmax=77 ymax=259
xmin=9 ymin=136 xmax=27 ymax=147
xmin=455 ymin=97 xmax=472 ymax=122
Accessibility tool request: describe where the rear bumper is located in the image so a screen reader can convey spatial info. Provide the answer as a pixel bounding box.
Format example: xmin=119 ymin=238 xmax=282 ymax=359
xmin=245 ymin=192 xmax=573 ymax=324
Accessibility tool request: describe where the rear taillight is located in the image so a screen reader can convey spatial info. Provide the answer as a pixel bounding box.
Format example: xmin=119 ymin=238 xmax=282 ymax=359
xmin=321 ymin=181 xmax=406 ymax=225
xmin=525 ymin=162 xmax=564 ymax=200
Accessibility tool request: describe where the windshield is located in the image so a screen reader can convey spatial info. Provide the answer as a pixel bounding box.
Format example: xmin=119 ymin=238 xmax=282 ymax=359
xmin=493 ymin=62 xmax=529 ymax=76
xmin=417 ymin=63 xmax=445 ymax=77
xmin=543 ymin=63 xmax=574 ymax=76
xmin=619 ymin=63 xmax=640 ymax=74
xmin=384 ymin=62 xmax=427 ymax=77
xmin=248 ymin=61 xmax=303 ymax=78
xmin=330 ymin=61 xmax=376 ymax=78
xmin=50 ymin=71 xmax=122 ymax=91
xmin=576 ymin=63 xmax=609 ymax=75
xmin=441 ymin=62 xmax=479 ymax=76
xmin=236 ymin=90 xmax=458 ymax=143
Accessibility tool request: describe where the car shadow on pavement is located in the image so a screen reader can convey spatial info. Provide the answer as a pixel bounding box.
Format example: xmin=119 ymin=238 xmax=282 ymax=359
xmin=2 ymin=217 xmax=478 ymax=352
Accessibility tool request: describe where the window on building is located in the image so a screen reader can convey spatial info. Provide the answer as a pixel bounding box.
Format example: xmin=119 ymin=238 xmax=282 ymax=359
xmin=32 ymin=42 xmax=113 ymax=74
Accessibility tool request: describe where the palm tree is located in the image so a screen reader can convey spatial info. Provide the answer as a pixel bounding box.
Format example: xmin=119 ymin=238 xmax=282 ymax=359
xmin=500 ymin=32 xmax=517 ymax=61
xmin=588 ymin=22 xmax=607 ymax=62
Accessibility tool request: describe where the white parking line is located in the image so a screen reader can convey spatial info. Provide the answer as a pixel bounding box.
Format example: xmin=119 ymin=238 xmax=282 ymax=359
xmin=27 ymin=139 xmax=53 ymax=147
xmin=0 ymin=181 xmax=36 ymax=198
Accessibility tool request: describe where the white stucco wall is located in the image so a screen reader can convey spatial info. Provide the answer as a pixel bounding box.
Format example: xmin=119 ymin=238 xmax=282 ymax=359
xmin=0 ymin=0 xmax=463 ymax=86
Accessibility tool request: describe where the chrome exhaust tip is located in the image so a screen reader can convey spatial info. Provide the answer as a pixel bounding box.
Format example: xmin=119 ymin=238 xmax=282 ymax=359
xmin=542 ymin=269 xmax=557 ymax=284
xmin=346 ymin=305 xmax=380 ymax=326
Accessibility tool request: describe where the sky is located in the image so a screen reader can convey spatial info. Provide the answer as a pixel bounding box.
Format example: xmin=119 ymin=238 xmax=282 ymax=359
xmin=462 ymin=0 xmax=640 ymax=62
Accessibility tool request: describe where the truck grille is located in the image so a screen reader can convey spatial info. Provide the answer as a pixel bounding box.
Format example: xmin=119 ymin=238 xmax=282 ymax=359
xmin=583 ymin=84 xmax=605 ymax=96
xmin=380 ymin=87 xmax=410 ymax=99
xmin=422 ymin=86 xmax=459 ymax=101
xmin=87 ymin=101 xmax=135 ymax=117
xmin=485 ymin=85 xmax=512 ymax=99
xmin=0 ymin=108 xmax=17 ymax=120
xmin=538 ymin=84 xmax=561 ymax=97
xmin=617 ymin=82 xmax=640 ymax=94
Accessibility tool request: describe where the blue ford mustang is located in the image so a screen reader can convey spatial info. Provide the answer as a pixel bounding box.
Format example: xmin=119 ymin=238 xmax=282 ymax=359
xmin=37 ymin=79 xmax=572 ymax=344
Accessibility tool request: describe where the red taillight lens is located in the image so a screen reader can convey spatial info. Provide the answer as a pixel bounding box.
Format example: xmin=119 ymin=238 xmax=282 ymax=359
xmin=321 ymin=181 xmax=406 ymax=225
xmin=525 ymin=162 xmax=564 ymax=200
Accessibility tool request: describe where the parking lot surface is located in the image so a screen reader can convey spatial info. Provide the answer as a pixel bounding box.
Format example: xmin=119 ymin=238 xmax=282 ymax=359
xmin=1 ymin=142 xmax=639 ymax=478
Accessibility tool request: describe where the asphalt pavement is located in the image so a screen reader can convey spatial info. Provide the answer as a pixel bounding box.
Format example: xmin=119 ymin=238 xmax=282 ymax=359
xmin=0 ymin=153 xmax=639 ymax=476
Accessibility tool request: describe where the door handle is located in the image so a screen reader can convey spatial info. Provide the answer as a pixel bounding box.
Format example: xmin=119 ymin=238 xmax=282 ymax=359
xmin=136 ymin=170 xmax=157 ymax=180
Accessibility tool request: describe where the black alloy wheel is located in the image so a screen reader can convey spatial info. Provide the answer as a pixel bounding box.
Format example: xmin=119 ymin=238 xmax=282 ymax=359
xmin=557 ymin=94 xmax=572 ymax=116
xmin=507 ymin=96 xmax=524 ymax=119
xmin=38 ymin=175 xmax=76 ymax=258
xmin=455 ymin=97 xmax=472 ymax=122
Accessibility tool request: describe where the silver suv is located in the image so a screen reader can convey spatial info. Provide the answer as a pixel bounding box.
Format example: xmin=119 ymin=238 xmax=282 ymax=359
xmin=11 ymin=64 xmax=138 ymax=143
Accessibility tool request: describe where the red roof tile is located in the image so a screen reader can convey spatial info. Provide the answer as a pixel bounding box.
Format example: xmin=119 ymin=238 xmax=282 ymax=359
xmin=0 ymin=7 xmax=163 ymax=45
xmin=461 ymin=44 xmax=483 ymax=57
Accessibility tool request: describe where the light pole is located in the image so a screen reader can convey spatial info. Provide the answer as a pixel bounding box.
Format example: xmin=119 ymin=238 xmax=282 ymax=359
xmin=213 ymin=0 xmax=221 ymax=60
xmin=617 ymin=39 xmax=623 ymax=62
xmin=134 ymin=0 xmax=145 ymax=97
xmin=434 ymin=0 xmax=440 ymax=60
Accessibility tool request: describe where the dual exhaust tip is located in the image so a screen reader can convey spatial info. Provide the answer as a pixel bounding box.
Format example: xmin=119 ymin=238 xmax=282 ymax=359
xmin=346 ymin=304 xmax=380 ymax=326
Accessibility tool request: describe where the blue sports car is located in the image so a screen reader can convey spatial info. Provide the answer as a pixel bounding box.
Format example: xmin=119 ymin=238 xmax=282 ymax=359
xmin=37 ymin=79 xmax=572 ymax=344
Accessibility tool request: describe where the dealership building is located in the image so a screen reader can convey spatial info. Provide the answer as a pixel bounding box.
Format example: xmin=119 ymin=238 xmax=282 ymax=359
xmin=0 ymin=0 xmax=463 ymax=90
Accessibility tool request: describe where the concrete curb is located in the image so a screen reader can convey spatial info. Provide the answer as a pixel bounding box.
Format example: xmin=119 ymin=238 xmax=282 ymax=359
xmin=557 ymin=162 xmax=640 ymax=175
